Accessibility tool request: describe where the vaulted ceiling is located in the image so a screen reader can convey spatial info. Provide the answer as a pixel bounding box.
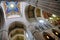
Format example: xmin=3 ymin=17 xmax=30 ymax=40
xmin=0 ymin=0 xmax=60 ymax=16
xmin=26 ymin=0 xmax=60 ymax=16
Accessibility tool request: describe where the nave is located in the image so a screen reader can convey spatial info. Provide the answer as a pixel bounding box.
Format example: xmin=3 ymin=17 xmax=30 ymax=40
xmin=0 ymin=1 xmax=60 ymax=40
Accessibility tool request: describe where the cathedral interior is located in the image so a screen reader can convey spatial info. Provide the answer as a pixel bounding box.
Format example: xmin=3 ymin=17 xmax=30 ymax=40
xmin=0 ymin=0 xmax=60 ymax=40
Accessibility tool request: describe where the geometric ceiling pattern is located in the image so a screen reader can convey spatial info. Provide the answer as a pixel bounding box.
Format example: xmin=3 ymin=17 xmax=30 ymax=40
xmin=3 ymin=1 xmax=20 ymax=18
xmin=6 ymin=2 xmax=19 ymax=13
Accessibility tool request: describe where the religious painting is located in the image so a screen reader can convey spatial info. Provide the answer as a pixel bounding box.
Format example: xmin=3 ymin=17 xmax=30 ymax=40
xmin=3 ymin=1 xmax=20 ymax=18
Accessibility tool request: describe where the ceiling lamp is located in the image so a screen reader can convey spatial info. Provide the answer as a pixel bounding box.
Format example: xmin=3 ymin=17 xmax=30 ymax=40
xmin=49 ymin=17 xmax=53 ymax=20
xmin=46 ymin=36 xmax=50 ymax=39
xmin=10 ymin=4 xmax=14 ymax=8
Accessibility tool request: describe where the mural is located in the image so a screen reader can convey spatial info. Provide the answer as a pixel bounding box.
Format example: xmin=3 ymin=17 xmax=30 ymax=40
xmin=3 ymin=1 xmax=20 ymax=18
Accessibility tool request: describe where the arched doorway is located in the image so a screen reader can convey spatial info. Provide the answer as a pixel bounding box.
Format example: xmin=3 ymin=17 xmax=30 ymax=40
xmin=8 ymin=21 xmax=26 ymax=40
xmin=0 ymin=6 xmax=5 ymax=28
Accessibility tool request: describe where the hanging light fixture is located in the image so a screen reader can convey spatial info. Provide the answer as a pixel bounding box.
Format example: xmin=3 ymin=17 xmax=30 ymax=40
xmin=49 ymin=17 xmax=53 ymax=20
